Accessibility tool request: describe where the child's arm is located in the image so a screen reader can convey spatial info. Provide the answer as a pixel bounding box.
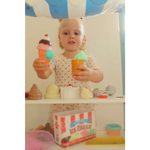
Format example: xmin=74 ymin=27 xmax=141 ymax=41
xmin=73 ymin=65 xmax=104 ymax=83
xmin=90 ymin=68 xmax=104 ymax=83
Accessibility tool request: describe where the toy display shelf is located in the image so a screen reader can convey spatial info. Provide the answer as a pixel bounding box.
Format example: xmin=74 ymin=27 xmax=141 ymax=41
xmin=49 ymin=130 xmax=125 ymax=150
xmin=25 ymin=95 xmax=125 ymax=104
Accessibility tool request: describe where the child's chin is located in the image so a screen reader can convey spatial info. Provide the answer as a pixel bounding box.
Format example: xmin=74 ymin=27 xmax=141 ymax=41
xmin=68 ymin=49 xmax=78 ymax=52
xmin=66 ymin=48 xmax=77 ymax=52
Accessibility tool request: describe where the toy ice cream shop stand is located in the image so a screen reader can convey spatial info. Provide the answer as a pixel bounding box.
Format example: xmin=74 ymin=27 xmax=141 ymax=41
xmin=25 ymin=0 xmax=125 ymax=150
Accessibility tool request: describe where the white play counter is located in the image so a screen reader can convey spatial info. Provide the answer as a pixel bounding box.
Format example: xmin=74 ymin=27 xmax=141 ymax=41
xmin=25 ymin=96 xmax=125 ymax=150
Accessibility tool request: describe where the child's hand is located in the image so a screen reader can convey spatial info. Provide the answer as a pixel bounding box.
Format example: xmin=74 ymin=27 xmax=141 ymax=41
xmin=73 ymin=65 xmax=93 ymax=82
xmin=33 ymin=58 xmax=50 ymax=73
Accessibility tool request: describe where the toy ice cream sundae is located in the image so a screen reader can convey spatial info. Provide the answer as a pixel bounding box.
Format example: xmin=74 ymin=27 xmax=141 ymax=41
xmin=44 ymin=84 xmax=61 ymax=99
xmin=81 ymin=88 xmax=93 ymax=99
xmin=60 ymin=84 xmax=79 ymax=99
xmin=28 ymin=84 xmax=42 ymax=100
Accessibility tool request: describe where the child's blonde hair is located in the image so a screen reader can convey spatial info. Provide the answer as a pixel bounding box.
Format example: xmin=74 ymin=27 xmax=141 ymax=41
xmin=58 ymin=18 xmax=87 ymax=50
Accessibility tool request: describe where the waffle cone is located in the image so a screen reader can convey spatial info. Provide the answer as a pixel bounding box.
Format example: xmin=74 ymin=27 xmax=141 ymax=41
xmin=34 ymin=125 xmax=44 ymax=131
xmin=38 ymin=49 xmax=49 ymax=65
xmin=72 ymin=60 xmax=84 ymax=73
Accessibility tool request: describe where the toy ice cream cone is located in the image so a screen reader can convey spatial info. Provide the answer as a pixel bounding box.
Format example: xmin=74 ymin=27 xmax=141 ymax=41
xmin=37 ymin=34 xmax=54 ymax=65
xmin=72 ymin=60 xmax=84 ymax=72
xmin=37 ymin=34 xmax=54 ymax=74
xmin=38 ymin=50 xmax=49 ymax=65
xmin=72 ymin=51 xmax=88 ymax=74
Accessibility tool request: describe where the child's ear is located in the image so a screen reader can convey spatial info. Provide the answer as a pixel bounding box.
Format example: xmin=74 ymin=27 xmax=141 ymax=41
xmin=82 ymin=35 xmax=86 ymax=43
xmin=58 ymin=35 xmax=61 ymax=41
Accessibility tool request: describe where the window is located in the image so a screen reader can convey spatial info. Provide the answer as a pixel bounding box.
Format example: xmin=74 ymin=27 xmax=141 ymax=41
xmin=118 ymin=6 xmax=128 ymax=95
xmin=124 ymin=15 xmax=128 ymax=31
xmin=123 ymin=15 xmax=128 ymax=63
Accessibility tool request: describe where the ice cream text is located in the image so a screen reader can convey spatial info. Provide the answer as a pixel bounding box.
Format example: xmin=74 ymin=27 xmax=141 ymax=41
xmin=69 ymin=124 xmax=92 ymax=134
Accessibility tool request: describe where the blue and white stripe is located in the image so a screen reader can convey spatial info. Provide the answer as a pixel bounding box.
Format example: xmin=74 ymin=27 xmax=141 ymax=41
xmin=25 ymin=0 xmax=125 ymax=19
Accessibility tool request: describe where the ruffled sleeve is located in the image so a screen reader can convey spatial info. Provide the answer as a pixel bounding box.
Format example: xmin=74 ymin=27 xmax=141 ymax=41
xmin=86 ymin=55 xmax=100 ymax=70
xmin=49 ymin=54 xmax=57 ymax=72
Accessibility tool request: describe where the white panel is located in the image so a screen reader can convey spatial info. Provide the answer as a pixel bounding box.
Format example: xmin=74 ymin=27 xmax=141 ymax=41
xmin=26 ymin=0 xmax=41 ymax=6
xmin=68 ymin=0 xmax=85 ymax=6
xmin=33 ymin=0 xmax=52 ymax=18
xmin=68 ymin=0 xmax=86 ymax=19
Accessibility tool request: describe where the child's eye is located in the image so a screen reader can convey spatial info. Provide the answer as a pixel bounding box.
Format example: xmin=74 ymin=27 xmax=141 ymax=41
xmin=75 ymin=32 xmax=79 ymax=35
xmin=64 ymin=32 xmax=69 ymax=35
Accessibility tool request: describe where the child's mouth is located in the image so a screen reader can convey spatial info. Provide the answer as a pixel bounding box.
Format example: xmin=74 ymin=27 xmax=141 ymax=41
xmin=68 ymin=41 xmax=75 ymax=44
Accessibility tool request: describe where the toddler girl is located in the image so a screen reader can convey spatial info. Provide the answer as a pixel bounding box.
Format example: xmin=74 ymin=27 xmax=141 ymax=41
xmin=33 ymin=18 xmax=104 ymax=127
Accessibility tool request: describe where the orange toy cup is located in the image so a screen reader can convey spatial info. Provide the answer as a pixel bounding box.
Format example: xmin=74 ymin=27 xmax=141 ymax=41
xmin=38 ymin=49 xmax=50 ymax=65
xmin=72 ymin=60 xmax=84 ymax=75
xmin=105 ymin=124 xmax=121 ymax=136
xmin=107 ymin=129 xmax=121 ymax=136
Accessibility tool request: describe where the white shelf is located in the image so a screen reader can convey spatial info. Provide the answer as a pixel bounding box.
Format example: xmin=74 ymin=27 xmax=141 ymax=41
xmin=25 ymin=129 xmax=125 ymax=150
xmin=48 ymin=130 xmax=125 ymax=150
xmin=25 ymin=95 xmax=125 ymax=104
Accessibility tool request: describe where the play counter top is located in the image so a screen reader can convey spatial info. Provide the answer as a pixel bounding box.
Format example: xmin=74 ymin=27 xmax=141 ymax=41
xmin=48 ymin=130 xmax=125 ymax=150
xmin=25 ymin=96 xmax=125 ymax=104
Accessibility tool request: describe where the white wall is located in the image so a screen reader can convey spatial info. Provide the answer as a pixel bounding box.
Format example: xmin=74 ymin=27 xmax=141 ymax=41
xmin=84 ymin=14 xmax=123 ymax=93
xmin=25 ymin=14 xmax=124 ymax=129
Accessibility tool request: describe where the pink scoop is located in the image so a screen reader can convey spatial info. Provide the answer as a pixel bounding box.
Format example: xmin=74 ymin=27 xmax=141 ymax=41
xmin=25 ymin=130 xmax=54 ymax=150
xmin=37 ymin=43 xmax=52 ymax=51
xmin=81 ymin=130 xmax=88 ymax=137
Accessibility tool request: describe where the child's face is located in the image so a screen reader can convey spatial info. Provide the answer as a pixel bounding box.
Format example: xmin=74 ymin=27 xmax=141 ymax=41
xmin=58 ymin=19 xmax=85 ymax=52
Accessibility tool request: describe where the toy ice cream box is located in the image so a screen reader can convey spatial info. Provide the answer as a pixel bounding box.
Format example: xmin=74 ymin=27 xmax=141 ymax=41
xmin=53 ymin=109 xmax=96 ymax=148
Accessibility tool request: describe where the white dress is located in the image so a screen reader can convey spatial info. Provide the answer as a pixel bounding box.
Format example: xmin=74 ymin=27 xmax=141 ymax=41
xmin=47 ymin=53 xmax=100 ymax=127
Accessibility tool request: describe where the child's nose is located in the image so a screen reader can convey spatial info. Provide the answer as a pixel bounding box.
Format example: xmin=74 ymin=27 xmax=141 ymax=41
xmin=70 ymin=34 xmax=74 ymax=39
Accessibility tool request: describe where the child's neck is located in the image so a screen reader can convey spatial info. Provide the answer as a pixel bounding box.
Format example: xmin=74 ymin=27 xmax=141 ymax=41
xmin=62 ymin=50 xmax=80 ymax=59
